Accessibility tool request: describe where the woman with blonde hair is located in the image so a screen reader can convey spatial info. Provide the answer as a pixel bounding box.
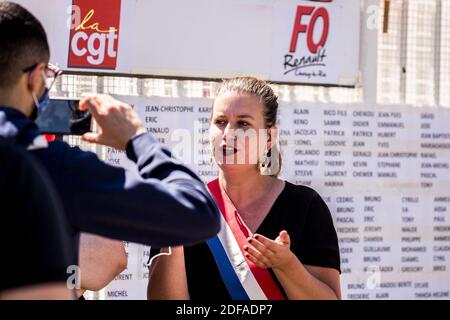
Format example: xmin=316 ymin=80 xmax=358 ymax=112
xmin=148 ymin=77 xmax=341 ymax=300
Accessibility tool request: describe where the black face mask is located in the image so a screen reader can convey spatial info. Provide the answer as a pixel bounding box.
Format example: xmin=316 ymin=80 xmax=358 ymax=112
xmin=30 ymin=103 xmax=38 ymax=121
xmin=30 ymin=88 xmax=50 ymax=121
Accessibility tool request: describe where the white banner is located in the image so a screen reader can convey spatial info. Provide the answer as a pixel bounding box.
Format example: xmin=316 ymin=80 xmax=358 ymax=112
xmin=15 ymin=0 xmax=360 ymax=86
xmin=271 ymin=0 xmax=360 ymax=85
xmin=98 ymin=95 xmax=450 ymax=300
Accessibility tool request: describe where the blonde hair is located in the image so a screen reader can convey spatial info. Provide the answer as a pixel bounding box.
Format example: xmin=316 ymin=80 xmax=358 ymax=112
xmin=213 ymin=77 xmax=282 ymax=176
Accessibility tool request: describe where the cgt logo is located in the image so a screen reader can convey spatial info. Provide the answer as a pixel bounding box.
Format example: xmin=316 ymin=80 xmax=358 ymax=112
xmin=289 ymin=5 xmax=330 ymax=54
xmin=68 ymin=0 xmax=121 ymax=69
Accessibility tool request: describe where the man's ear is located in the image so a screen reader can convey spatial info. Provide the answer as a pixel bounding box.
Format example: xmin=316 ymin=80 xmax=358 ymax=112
xmin=27 ymin=63 xmax=46 ymax=93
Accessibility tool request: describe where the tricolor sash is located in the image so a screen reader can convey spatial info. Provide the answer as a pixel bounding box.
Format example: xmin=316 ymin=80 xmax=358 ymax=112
xmin=206 ymin=179 xmax=285 ymax=300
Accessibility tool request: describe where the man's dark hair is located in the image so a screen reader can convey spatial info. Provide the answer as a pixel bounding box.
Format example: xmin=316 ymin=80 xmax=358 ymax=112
xmin=0 ymin=1 xmax=49 ymax=88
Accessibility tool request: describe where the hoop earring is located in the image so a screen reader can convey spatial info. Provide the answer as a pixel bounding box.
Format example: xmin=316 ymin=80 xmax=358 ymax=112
xmin=259 ymin=149 xmax=272 ymax=176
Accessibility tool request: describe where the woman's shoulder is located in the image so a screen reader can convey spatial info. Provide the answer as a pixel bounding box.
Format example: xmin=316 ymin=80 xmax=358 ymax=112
xmin=282 ymin=180 xmax=323 ymax=201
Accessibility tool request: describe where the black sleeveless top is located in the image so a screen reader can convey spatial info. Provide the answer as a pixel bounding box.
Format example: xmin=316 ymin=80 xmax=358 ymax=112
xmin=183 ymin=182 xmax=341 ymax=300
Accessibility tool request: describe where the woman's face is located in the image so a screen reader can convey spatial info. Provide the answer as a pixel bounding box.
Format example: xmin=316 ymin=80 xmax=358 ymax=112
xmin=210 ymin=91 xmax=269 ymax=170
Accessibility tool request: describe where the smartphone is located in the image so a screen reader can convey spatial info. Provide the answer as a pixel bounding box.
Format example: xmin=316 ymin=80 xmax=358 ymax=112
xmin=36 ymin=99 xmax=92 ymax=135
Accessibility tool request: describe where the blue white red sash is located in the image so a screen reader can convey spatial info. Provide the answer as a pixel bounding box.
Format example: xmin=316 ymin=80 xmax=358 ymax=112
xmin=206 ymin=179 xmax=285 ymax=300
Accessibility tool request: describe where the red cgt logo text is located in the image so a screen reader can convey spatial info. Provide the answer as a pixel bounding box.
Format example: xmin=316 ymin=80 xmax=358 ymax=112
xmin=68 ymin=0 xmax=121 ymax=69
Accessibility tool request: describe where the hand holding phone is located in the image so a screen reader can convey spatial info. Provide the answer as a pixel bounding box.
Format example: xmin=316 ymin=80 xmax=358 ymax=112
xmin=79 ymin=94 xmax=146 ymax=151
xmin=36 ymin=99 xmax=92 ymax=136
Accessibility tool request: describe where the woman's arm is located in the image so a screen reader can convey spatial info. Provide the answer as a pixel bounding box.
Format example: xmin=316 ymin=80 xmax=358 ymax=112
xmin=77 ymin=233 xmax=128 ymax=296
xmin=273 ymin=259 xmax=341 ymax=300
xmin=147 ymin=246 xmax=189 ymax=300
xmin=0 ymin=283 xmax=75 ymax=300
xmin=244 ymin=231 xmax=341 ymax=300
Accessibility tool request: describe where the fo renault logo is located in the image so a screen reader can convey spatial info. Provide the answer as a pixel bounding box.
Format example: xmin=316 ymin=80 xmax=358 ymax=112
xmin=289 ymin=5 xmax=330 ymax=54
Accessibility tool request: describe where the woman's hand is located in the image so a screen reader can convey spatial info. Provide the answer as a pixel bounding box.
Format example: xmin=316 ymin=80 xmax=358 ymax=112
xmin=244 ymin=230 xmax=295 ymax=272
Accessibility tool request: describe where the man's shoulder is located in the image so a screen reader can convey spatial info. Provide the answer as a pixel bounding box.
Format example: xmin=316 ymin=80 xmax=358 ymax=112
xmin=32 ymin=140 xmax=73 ymax=156
xmin=31 ymin=140 xmax=99 ymax=169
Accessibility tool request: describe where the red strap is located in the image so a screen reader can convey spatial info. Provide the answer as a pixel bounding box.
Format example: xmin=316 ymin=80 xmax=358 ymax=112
xmin=207 ymin=179 xmax=285 ymax=300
